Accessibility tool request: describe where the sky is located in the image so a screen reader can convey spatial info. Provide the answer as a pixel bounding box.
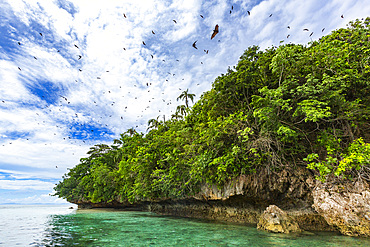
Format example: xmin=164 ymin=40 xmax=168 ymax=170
xmin=0 ymin=0 xmax=369 ymax=204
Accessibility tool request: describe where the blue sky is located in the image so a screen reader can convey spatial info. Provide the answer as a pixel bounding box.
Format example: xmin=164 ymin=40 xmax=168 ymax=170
xmin=0 ymin=0 xmax=369 ymax=204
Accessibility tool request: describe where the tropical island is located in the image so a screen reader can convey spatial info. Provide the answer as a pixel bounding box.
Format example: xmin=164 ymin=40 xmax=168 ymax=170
xmin=54 ymin=18 xmax=370 ymax=237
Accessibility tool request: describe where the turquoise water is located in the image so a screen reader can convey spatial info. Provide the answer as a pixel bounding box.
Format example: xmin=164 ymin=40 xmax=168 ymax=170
xmin=1 ymin=205 xmax=370 ymax=246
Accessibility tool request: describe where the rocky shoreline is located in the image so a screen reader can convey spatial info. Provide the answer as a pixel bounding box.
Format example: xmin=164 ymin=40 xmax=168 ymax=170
xmin=74 ymin=167 xmax=370 ymax=237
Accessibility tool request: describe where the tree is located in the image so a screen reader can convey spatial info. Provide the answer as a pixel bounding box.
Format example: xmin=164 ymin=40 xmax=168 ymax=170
xmin=176 ymin=105 xmax=188 ymax=117
xmin=126 ymin=127 xmax=137 ymax=136
xmin=177 ymin=89 xmax=195 ymax=108
xmin=147 ymin=116 xmax=161 ymax=131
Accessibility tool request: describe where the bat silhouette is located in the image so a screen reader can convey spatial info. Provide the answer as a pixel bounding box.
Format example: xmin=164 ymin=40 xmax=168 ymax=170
xmin=211 ymin=24 xmax=219 ymax=39
xmin=192 ymin=41 xmax=198 ymax=49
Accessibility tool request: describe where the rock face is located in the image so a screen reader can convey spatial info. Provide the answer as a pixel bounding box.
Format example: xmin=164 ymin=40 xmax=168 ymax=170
xmin=257 ymin=205 xmax=301 ymax=233
xmin=195 ymin=167 xmax=315 ymax=210
xmin=312 ymin=182 xmax=370 ymax=237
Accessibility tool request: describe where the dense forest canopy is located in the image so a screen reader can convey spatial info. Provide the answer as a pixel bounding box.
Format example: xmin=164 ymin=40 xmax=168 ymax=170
xmin=55 ymin=18 xmax=370 ymax=204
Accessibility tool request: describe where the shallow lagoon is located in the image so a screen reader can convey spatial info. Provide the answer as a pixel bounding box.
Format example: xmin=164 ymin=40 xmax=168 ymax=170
xmin=1 ymin=204 xmax=370 ymax=246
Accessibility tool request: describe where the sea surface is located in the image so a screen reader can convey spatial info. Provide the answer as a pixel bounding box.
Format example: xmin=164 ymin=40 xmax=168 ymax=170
xmin=1 ymin=204 xmax=370 ymax=246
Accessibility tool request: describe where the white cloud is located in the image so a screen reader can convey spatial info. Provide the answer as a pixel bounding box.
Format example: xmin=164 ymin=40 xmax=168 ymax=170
xmin=0 ymin=179 xmax=54 ymax=190
xmin=3 ymin=193 xmax=71 ymax=204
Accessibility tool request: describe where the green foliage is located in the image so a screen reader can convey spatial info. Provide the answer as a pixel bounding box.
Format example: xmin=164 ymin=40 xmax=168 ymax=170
xmin=305 ymin=138 xmax=370 ymax=182
xmin=54 ymin=18 xmax=370 ymax=204
xmin=336 ymin=138 xmax=370 ymax=178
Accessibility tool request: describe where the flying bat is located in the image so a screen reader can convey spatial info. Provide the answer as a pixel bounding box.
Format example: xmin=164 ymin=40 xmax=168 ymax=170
xmin=192 ymin=40 xmax=198 ymax=49
xmin=211 ymin=24 xmax=219 ymax=39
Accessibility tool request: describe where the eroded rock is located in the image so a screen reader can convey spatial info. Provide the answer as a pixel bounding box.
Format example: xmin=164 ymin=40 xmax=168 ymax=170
xmin=196 ymin=167 xmax=314 ymax=210
xmin=313 ymin=182 xmax=370 ymax=237
xmin=257 ymin=205 xmax=301 ymax=233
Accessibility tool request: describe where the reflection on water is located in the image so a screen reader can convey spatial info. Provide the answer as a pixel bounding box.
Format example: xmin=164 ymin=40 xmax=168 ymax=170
xmin=1 ymin=205 xmax=370 ymax=246
xmin=0 ymin=204 xmax=75 ymax=246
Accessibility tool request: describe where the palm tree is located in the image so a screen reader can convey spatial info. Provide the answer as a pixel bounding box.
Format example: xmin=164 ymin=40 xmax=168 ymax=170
xmin=171 ymin=112 xmax=183 ymax=120
xmin=86 ymin=144 xmax=111 ymax=158
xmin=125 ymin=127 xmax=137 ymax=136
xmin=176 ymin=105 xmax=188 ymax=117
xmin=177 ymin=89 xmax=195 ymax=108
xmin=147 ymin=116 xmax=161 ymax=131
